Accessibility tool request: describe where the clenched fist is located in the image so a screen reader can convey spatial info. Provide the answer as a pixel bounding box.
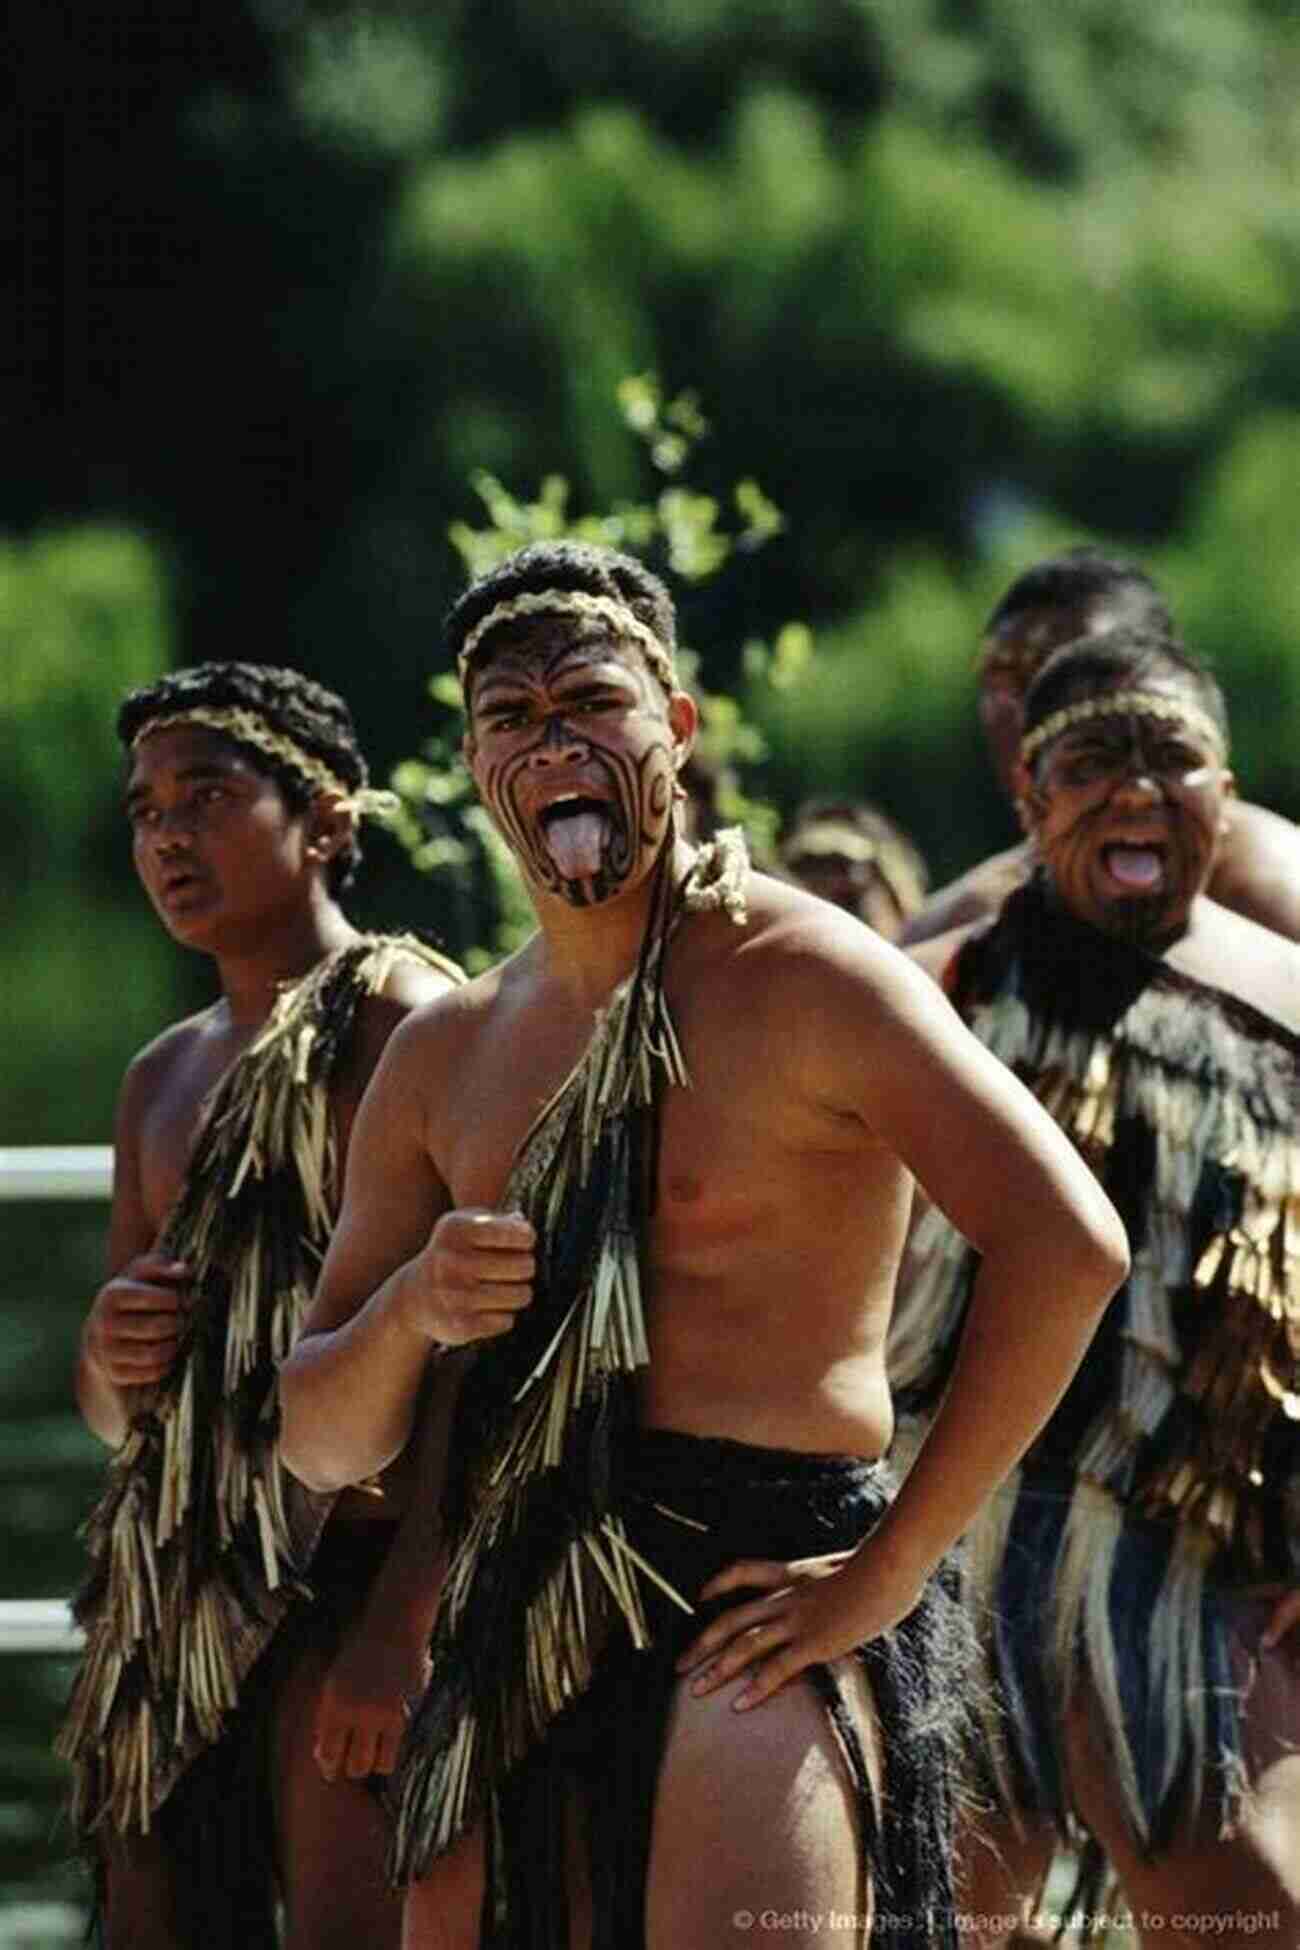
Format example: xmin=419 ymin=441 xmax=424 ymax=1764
xmin=82 ymin=1252 xmax=191 ymax=1388
xmin=404 ymin=1207 xmax=535 ymax=1346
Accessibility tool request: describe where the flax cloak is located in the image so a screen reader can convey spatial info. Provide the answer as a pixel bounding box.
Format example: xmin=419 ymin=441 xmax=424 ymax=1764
xmin=890 ymin=877 xmax=1300 ymax=1848
xmin=59 ymin=934 xmax=463 ymax=1842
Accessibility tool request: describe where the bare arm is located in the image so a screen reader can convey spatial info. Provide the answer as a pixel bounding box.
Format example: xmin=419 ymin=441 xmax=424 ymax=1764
xmin=682 ymin=920 xmax=1127 ymax=1701
xmin=312 ymin=1353 xmax=465 ymax=1780
xmin=1210 ymin=800 xmax=1300 ymax=942
xmin=279 ymin=1006 xmax=534 ymax=1493
xmin=75 ymin=1059 xmax=190 ymax=1447
xmin=897 ymin=843 xmax=1032 ymax=948
xmin=835 ymin=932 xmax=1127 ymax=1569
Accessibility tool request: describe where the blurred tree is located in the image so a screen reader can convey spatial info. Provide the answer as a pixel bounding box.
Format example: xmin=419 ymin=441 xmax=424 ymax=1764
xmin=0 ymin=526 xmax=179 ymax=1142
xmin=1 ymin=528 xmax=171 ymax=881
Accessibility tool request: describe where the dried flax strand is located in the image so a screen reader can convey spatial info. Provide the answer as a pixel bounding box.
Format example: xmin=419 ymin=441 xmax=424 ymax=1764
xmin=58 ymin=936 xmax=462 ymax=1839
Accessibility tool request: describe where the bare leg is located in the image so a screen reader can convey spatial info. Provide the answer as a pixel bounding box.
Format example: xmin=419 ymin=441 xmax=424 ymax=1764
xmin=100 ymin=1828 xmax=183 ymax=1950
xmin=273 ymin=1643 xmax=404 ymax=1950
xmin=401 ymin=1823 xmax=484 ymax=1950
xmin=956 ymin=1807 xmax=1057 ymax=1949
xmin=646 ymin=1660 xmax=880 ymax=1949
xmin=1062 ymin=1630 xmax=1300 ymax=1950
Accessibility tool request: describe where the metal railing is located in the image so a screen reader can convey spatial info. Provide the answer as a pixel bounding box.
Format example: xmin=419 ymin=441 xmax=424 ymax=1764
xmin=0 ymin=1147 xmax=111 ymax=1652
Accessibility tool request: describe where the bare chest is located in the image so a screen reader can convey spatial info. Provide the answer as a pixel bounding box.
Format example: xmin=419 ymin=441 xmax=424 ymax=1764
xmin=136 ymin=1024 xmax=254 ymax=1230
xmin=440 ymin=1002 xmax=853 ymax=1250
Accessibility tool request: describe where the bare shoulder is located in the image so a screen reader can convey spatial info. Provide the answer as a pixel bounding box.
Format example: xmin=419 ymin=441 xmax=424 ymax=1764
xmin=898 ymin=841 xmax=1031 ymax=947
xmin=364 ymin=953 xmax=513 ymax=1097
xmin=688 ymin=869 xmax=946 ymax=1044
xmin=1210 ymin=800 xmax=1300 ymax=942
xmin=1173 ymin=898 xmax=1300 ymax=1037
xmin=120 ymin=1003 xmax=225 ymax=1104
xmin=345 ymin=943 xmax=464 ymax=1081
xmin=374 ymin=944 xmax=464 ymax=1013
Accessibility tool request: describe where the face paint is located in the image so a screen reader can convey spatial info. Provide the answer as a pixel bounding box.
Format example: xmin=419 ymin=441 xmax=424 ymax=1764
xmin=1024 ymin=684 xmax=1230 ymax=948
xmin=468 ymin=635 xmax=680 ymax=909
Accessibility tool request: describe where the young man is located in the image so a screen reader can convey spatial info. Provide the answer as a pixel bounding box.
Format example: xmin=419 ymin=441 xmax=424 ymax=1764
xmin=901 ymin=548 xmax=1300 ymax=946
xmin=278 ymin=540 xmax=1128 ymax=1949
xmin=779 ymin=797 xmax=929 ymax=940
xmin=893 ymin=629 xmax=1300 ymax=1945
xmin=59 ymin=663 xmax=461 ymax=1950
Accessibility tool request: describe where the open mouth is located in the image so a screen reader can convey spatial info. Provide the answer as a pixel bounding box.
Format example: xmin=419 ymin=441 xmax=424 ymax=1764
xmin=158 ymin=869 xmax=209 ymax=906
xmin=1100 ymin=842 xmax=1166 ymax=893
xmin=537 ymin=795 xmax=613 ymax=879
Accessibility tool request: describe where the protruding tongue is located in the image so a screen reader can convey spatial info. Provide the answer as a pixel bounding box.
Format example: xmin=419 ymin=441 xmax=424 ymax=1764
xmin=544 ymin=809 xmax=609 ymax=879
xmin=1106 ymin=845 xmax=1163 ymax=890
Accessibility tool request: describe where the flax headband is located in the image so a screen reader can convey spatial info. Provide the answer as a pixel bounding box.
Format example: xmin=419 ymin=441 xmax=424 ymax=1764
xmin=456 ymin=590 xmax=678 ymax=694
xmin=131 ymin=707 xmax=400 ymax=820
xmin=786 ymin=823 xmax=884 ymax=865
xmin=1019 ymin=690 xmax=1227 ymax=767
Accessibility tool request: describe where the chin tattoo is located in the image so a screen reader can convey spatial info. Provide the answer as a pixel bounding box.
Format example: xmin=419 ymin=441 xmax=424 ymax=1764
xmin=484 ymin=734 xmax=676 ymax=908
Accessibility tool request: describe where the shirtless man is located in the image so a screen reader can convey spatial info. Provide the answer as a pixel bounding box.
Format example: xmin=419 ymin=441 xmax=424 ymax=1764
xmin=61 ymin=663 xmax=460 ymax=1950
xmin=278 ymin=539 xmax=1128 ymax=1949
xmin=901 ymin=547 xmax=1300 ymax=946
xmin=894 ymin=628 xmax=1300 ymax=1948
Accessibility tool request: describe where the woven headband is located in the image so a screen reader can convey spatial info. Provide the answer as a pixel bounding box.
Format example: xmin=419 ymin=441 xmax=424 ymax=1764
xmin=785 ymin=822 xmax=884 ymax=866
xmin=456 ymin=590 xmax=677 ymax=694
xmin=1019 ymin=690 xmax=1227 ymax=767
xmin=785 ymin=819 xmax=926 ymax=916
xmin=130 ymin=706 xmax=399 ymax=820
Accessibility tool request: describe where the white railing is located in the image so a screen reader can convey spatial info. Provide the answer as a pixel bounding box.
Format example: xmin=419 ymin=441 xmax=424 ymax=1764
xmin=0 ymin=1147 xmax=110 ymax=1653
xmin=0 ymin=1145 xmax=112 ymax=1202
xmin=0 ymin=1600 xmax=83 ymax=1655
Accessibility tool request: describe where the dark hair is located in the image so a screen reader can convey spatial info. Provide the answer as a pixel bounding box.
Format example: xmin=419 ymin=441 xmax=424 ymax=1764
xmin=986 ymin=547 xmax=1173 ymax=639
xmin=118 ymin=661 xmax=369 ymax=892
xmin=782 ymin=797 xmax=929 ymax=916
xmin=446 ymin=540 xmax=677 ymax=694
xmin=1022 ymin=627 xmax=1229 ymax=759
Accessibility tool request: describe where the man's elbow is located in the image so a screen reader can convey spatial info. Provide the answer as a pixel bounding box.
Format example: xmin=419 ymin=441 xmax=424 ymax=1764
xmin=277 ymin=1348 xmax=351 ymax=1495
xmin=1068 ymin=1193 xmax=1130 ymax=1314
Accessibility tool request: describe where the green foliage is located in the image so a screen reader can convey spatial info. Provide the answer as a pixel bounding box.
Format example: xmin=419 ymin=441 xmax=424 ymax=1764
xmin=1152 ymin=414 xmax=1300 ymax=816
xmin=0 ymin=528 xmax=172 ymax=879
xmin=287 ymin=15 xmax=447 ymax=162
xmin=0 ymin=525 xmax=181 ymax=1147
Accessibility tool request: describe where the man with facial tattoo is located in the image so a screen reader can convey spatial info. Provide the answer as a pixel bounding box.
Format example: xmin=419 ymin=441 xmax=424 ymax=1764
xmin=277 ymin=540 xmax=1128 ymax=1950
xmin=901 ymin=547 xmax=1300 ymax=948
xmin=893 ymin=628 xmax=1300 ymax=1948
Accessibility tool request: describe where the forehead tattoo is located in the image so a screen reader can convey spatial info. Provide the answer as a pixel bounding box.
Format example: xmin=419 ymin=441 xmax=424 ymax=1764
xmin=473 ymin=638 xmax=646 ymax=711
xmin=458 ymin=590 xmax=677 ymax=697
xmin=1019 ymin=689 xmax=1227 ymax=768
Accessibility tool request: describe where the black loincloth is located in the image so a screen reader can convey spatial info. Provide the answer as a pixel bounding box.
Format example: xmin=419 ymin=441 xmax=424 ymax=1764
xmin=476 ymin=1429 xmax=974 ymax=1949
